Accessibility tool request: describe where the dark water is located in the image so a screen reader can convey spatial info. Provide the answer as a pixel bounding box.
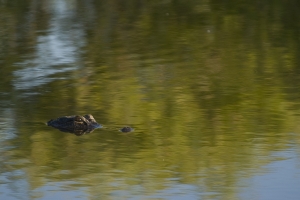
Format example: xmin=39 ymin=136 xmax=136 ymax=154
xmin=1 ymin=1 xmax=300 ymax=199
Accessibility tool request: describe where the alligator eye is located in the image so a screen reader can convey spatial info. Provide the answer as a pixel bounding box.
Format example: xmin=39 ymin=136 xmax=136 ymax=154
xmin=75 ymin=116 xmax=83 ymax=122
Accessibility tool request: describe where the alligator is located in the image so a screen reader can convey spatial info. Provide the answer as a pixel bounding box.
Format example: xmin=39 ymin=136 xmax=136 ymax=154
xmin=47 ymin=114 xmax=133 ymax=136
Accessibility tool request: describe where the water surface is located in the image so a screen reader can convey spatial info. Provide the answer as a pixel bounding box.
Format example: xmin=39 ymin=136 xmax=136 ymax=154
xmin=1 ymin=1 xmax=300 ymax=199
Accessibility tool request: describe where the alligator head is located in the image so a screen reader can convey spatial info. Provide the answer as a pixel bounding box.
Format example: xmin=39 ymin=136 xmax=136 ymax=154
xmin=47 ymin=114 xmax=101 ymax=136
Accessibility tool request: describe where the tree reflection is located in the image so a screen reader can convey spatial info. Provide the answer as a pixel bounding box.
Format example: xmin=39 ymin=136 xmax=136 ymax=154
xmin=0 ymin=0 xmax=300 ymax=199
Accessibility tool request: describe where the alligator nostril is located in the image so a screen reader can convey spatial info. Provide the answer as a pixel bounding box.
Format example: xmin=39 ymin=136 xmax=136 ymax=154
xmin=120 ymin=127 xmax=134 ymax=132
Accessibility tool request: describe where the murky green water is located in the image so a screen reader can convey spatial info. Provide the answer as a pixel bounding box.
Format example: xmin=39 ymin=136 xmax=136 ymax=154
xmin=1 ymin=1 xmax=300 ymax=199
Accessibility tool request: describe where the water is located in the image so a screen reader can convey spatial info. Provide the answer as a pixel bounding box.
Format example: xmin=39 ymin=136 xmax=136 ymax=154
xmin=1 ymin=0 xmax=300 ymax=199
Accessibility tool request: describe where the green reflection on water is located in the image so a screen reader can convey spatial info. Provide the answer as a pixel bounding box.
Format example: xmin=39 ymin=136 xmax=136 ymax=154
xmin=1 ymin=0 xmax=300 ymax=199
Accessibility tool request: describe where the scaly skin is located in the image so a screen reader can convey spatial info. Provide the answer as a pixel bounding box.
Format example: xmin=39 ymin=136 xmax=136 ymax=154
xmin=47 ymin=114 xmax=101 ymax=136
